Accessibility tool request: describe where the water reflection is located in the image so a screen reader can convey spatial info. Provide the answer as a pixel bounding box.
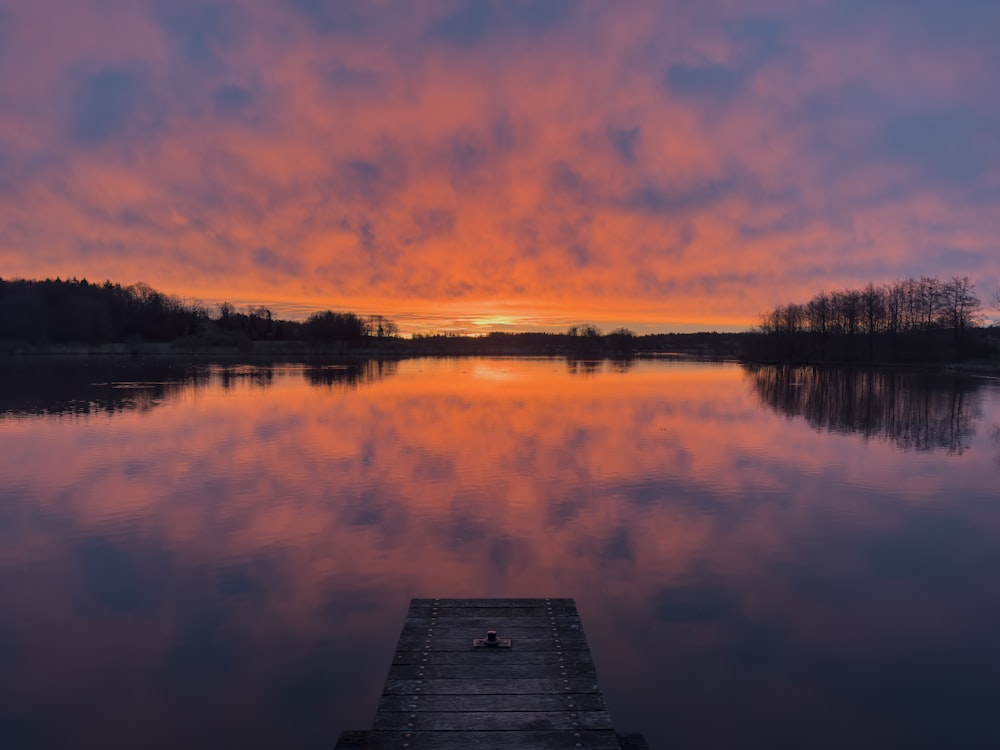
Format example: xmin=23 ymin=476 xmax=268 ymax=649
xmin=0 ymin=359 xmax=201 ymax=417
xmin=0 ymin=359 xmax=399 ymax=418
xmin=746 ymin=364 xmax=984 ymax=453
xmin=305 ymin=360 xmax=398 ymax=389
xmin=0 ymin=359 xmax=998 ymax=750
xmin=566 ymin=357 xmax=637 ymax=375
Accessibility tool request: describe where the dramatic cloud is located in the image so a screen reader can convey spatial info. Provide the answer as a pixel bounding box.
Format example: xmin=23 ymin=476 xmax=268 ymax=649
xmin=1 ymin=0 xmax=998 ymax=331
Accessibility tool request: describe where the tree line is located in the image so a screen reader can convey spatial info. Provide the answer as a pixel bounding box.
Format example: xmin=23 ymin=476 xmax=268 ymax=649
xmin=18 ymin=275 xmax=988 ymax=362
xmin=747 ymin=276 xmax=995 ymax=363
xmin=0 ymin=277 xmax=761 ymax=356
xmin=0 ymin=278 xmax=201 ymax=344
xmin=407 ymin=328 xmax=744 ymax=356
xmin=0 ymin=277 xmax=399 ymax=348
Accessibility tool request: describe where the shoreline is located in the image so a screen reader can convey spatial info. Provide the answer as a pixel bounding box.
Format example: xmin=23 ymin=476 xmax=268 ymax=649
xmin=2 ymin=346 xmax=997 ymax=376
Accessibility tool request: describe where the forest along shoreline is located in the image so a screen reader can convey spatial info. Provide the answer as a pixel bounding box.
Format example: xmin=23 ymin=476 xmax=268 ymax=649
xmin=1 ymin=276 xmax=999 ymax=369
xmin=746 ymin=276 xmax=1000 ymax=367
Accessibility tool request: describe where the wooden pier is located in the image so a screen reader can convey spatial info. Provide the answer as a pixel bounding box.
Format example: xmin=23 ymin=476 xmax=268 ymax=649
xmin=335 ymin=598 xmax=648 ymax=749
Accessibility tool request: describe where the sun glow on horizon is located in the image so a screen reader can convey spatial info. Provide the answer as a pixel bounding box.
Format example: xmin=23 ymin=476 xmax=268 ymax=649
xmin=183 ymin=292 xmax=757 ymax=335
xmin=471 ymin=315 xmax=520 ymax=328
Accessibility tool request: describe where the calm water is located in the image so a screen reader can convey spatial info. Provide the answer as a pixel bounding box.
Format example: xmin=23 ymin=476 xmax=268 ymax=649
xmin=1 ymin=357 xmax=999 ymax=750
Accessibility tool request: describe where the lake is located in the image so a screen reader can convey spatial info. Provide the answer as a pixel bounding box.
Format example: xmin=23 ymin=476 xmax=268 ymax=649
xmin=1 ymin=357 xmax=998 ymax=749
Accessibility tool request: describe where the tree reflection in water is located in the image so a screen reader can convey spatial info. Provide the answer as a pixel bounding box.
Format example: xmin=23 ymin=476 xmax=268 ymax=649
xmin=0 ymin=360 xmax=205 ymax=417
xmin=566 ymin=358 xmax=602 ymax=376
xmin=0 ymin=359 xmax=401 ymax=418
xmin=745 ymin=364 xmax=984 ymax=454
xmin=305 ymin=360 xmax=398 ymax=389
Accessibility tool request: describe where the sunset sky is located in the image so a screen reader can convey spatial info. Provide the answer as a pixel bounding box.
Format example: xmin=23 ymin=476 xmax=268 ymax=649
xmin=1 ymin=0 xmax=999 ymax=333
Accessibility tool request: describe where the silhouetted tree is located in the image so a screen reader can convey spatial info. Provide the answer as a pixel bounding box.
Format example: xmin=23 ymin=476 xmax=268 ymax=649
xmin=244 ymin=306 xmax=277 ymax=339
xmin=568 ymin=324 xmax=602 ymax=338
xmin=750 ymin=275 xmax=988 ymax=363
xmin=940 ymin=277 xmax=982 ymax=341
xmin=607 ymin=327 xmax=636 ymax=354
xmin=367 ymin=315 xmax=398 ymax=339
xmin=566 ymin=324 xmax=603 ymax=354
xmin=304 ymin=310 xmax=366 ymax=343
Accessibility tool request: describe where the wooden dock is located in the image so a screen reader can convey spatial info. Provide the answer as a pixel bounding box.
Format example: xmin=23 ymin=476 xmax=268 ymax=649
xmin=335 ymin=598 xmax=648 ymax=749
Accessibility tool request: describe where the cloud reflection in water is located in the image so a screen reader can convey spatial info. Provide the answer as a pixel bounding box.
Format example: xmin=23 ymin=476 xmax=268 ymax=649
xmin=0 ymin=359 xmax=998 ymax=749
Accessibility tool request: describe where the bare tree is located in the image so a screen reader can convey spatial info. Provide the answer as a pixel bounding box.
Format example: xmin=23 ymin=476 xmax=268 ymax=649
xmin=842 ymin=289 xmax=862 ymax=336
xmin=805 ymin=292 xmax=827 ymax=333
xmin=861 ymin=282 xmax=886 ymax=336
xmin=917 ymin=276 xmax=943 ymax=330
xmin=567 ymin=324 xmax=601 ymax=338
xmin=367 ymin=315 xmax=399 ymax=338
xmin=780 ymin=303 xmax=806 ymax=333
xmin=940 ymin=276 xmax=982 ymax=337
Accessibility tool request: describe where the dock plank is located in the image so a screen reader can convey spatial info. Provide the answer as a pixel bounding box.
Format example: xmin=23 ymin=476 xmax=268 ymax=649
xmin=373 ymin=709 xmax=615 ymax=731
xmin=394 ymin=635 xmax=590 ymax=651
xmin=390 ymin=650 xmax=595 ymax=666
xmin=359 ymin=729 xmax=623 ymax=749
xmin=388 ymin=663 xmax=597 ymax=679
xmin=380 ymin=677 xmax=602 ymax=695
xmin=398 ymin=624 xmax=584 ymax=637
xmin=409 ymin=602 xmax=577 ymax=609
xmin=405 ymin=615 xmax=581 ymax=628
xmin=376 ymin=693 xmax=608 ymax=713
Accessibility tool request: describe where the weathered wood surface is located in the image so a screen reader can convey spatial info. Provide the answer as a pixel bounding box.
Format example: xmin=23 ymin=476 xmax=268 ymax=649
xmin=336 ymin=597 xmax=636 ymax=749
xmin=387 ymin=664 xmax=598 ymax=679
xmin=379 ymin=677 xmax=602 ymax=695
xmin=346 ymin=730 xmax=624 ymax=749
xmin=376 ymin=693 xmax=609 ymax=713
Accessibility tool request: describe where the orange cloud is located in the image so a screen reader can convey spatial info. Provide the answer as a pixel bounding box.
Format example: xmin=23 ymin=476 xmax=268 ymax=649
xmin=1 ymin=1 xmax=998 ymax=331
